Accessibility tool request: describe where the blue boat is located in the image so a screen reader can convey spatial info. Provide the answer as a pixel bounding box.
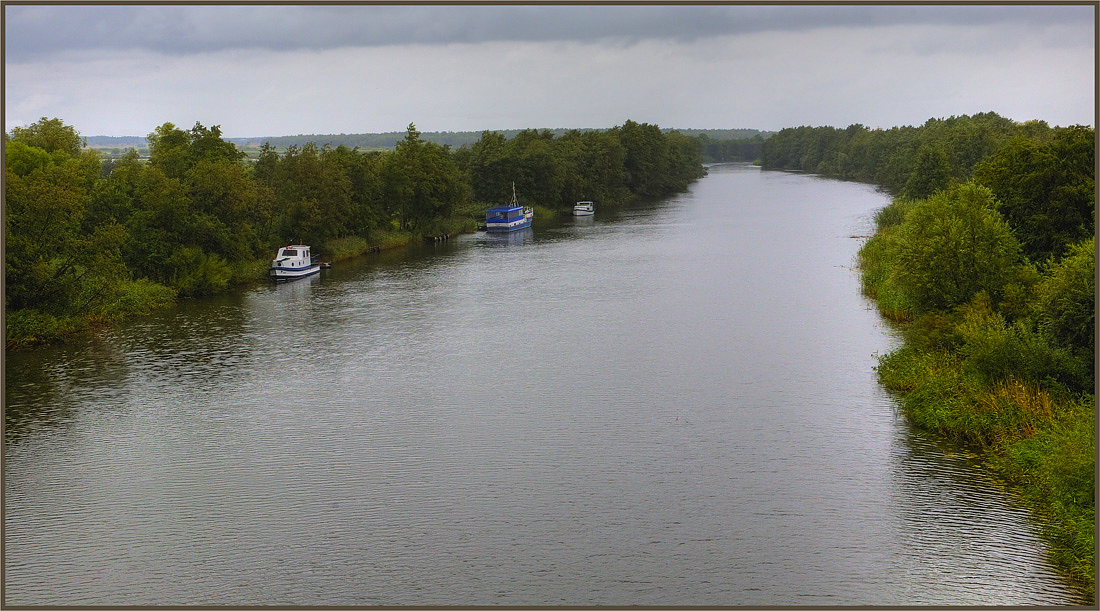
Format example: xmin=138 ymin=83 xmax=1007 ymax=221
xmin=485 ymin=184 xmax=534 ymax=232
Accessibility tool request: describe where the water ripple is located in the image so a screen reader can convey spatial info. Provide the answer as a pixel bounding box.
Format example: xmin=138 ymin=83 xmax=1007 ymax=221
xmin=4 ymin=165 xmax=1084 ymax=606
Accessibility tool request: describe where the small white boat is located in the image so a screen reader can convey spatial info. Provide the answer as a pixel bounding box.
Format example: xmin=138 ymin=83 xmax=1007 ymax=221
xmin=573 ymin=201 xmax=595 ymax=216
xmin=269 ymin=245 xmax=321 ymax=279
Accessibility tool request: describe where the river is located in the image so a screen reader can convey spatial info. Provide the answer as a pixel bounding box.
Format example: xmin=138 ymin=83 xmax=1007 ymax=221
xmin=3 ymin=163 xmax=1085 ymax=605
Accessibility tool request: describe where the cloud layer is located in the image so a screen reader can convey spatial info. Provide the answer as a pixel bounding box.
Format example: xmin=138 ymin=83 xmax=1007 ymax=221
xmin=6 ymin=5 xmax=1091 ymax=61
xmin=4 ymin=5 xmax=1093 ymax=136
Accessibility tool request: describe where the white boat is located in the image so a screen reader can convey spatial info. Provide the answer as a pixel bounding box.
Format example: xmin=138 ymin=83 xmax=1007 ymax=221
xmin=573 ymin=201 xmax=595 ymax=216
xmin=269 ymin=244 xmax=321 ymax=279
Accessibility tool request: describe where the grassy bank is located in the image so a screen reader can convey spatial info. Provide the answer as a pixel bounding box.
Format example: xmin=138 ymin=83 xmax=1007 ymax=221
xmin=860 ymin=189 xmax=1095 ymax=599
xmin=5 ymin=224 xmax=473 ymax=350
xmin=5 ymin=199 xmax=587 ymax=351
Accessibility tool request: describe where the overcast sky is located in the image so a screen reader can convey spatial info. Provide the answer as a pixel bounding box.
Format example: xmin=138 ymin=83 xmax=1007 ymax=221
xmin=4 ymin=4 xmax=1095 ymax=138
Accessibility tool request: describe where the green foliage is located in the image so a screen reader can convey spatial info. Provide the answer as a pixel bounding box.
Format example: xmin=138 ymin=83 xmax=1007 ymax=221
xmin=382 ymin=124 xmax=471 ymax=232
xmin=148 ymin=122 xmax=245 ymax=180
xmin=5 ymin=140 xmax=55 ymax=177
xmin=6 ymin=116 xmax=708 ymax=349
xmin=5 ymin=309 xmax=81 ymax=348
xmin=955 ymin=294 xmax=1089 ymax=392
xmin=459 ymin=120 xmax=700 ymax=213
xmin=973 ymin=127 xmax=1095 ymax=262
xmin=886 ymin=183 xmax=1024 ymax=313
xmin=872 ymin=197 xmax=917 ymax=230
xmin=10 ymin=116 xmax=84 ymax=157
xmin=845 ymin=113 xmax=1095 ymax=597
xmin=1033 ymin=237 xmax=1095 ymax=354
xmin=996 ymin=397 xmax=1095 ymax=588
xmin=697 ymin=133 xmax=767 ymax=163
xmin=858 ymin=228 xmax=916 ymax=318
xmin=102 ymin=279 xmax=177 ymax=317
xmin=900 ymin=144 xmax=953 ymax=200
xmin=762 ymin=112 xmax=1026 ymax=193
xmin=323 ymin=236 xmax=375 ymax=262
xmin=167 ymin=247 xmax=233 ymax=297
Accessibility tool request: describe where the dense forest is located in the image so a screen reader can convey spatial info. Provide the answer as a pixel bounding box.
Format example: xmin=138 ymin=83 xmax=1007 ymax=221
xmin=5 ymin=117 xmax=704 ymax=348
xmin=763 ymin=112 xmax=1096 ymax=596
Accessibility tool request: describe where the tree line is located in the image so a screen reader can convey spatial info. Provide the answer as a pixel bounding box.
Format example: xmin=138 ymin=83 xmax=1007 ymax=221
xmin=5 ymin=117 xmax=705 ymax=348
xmin=765 ymin=112 xmax=1095 ymax=595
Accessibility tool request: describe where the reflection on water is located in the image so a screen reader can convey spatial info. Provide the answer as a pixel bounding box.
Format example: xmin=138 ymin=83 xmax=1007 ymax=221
xmin=4 ymin=164 xmax=1085 ymax=605
xmin=475 ymin=227 xmax=536 ymax=247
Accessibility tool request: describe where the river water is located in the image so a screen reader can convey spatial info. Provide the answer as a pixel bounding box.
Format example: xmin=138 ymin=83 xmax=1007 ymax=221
xmin=4 ymin=164 xmax=1085 ymax=605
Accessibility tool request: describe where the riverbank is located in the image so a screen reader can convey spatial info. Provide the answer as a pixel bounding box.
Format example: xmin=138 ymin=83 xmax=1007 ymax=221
xmin=4 ymin=222 xmax=468 ymax=351
xmin=858 ymin=192 xmax=1095 ymax=600
xmin=5 ymin=205 xmax=559 ymax=351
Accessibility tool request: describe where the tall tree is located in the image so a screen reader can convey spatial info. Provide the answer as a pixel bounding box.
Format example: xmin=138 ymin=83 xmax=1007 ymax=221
xmin=10 ymin=117 xmax=84 ymax=157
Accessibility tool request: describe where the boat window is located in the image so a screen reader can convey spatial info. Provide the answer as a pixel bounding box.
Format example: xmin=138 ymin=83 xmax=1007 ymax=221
xmin=281 ymin=249 xmax=298 ymax=257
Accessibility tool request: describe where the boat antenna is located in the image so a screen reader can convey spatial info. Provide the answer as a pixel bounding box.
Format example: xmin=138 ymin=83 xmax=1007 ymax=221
xmin=512 ymin=182 xmax=517 ymax=206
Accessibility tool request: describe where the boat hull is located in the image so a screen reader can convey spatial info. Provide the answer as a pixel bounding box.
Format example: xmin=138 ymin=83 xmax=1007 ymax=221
xmin=572 ymin=209 xmax=594 ymax=216
xmin=270 ymin=264 xmax=322 ymax=279
xmin=485 ymin=218 xmax=533 ymax=232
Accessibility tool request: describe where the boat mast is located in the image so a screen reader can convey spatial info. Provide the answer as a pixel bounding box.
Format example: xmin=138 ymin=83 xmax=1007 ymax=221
xmin=511 ymin=182 xmax=517 ymax=206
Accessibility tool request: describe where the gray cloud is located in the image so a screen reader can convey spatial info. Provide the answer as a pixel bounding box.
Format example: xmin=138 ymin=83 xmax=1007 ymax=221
xmin=5 ymin=4 xmax=1090 ymax=61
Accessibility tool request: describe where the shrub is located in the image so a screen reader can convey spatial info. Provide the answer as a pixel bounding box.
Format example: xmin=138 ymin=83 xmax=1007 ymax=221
xmin=872 ymin=197 xmax=918 ymax=230
xmin=5 ymin=308 xmax=84 ymax=347
xmin=888 ymin=183 xmax=1024 ymax=312
xmin=168 ymin=247 xmax=233 ymax=297
xmin=997 ymin=397 xmax=1095 ymax=589
xmin=102 ymin=279 xmax=177 ymax=317
xmin=956 ymin=294 xmax=1089 ymax=392
xmin=1034 ymin=237 xmax=1095 ymax=353
xmin=858 ymin=228 xmax=916 ymax=319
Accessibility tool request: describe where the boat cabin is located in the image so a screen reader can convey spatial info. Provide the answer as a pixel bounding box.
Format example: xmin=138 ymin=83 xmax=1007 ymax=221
xmin=275 ymin=245 xmax=311 ymax=264
xmin=486 ymin=206 xmax=527 ymax=223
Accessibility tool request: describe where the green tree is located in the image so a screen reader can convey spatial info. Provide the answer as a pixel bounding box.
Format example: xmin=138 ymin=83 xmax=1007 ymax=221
xmin=10 ymin=116 xmax=84 ymax=157
xmin=382 ymin=123 xmax=470 ymax=231
xmin=1034 ymin=237 xmax=1095 ymax=354
xmin=466 ymin=130 xmax=517 ymax=204
xmin=901 ymin=144 xmax=953 ymax=199
xmin=615 ymin=120 xmax=669 ymax=198
xmin=887 ymin=182 xmax=1024 ymax=312
xmin=5 ymin=140 xmax=54 ymax=177
xmin=973 ymin=127 xmax=1095 ymax=262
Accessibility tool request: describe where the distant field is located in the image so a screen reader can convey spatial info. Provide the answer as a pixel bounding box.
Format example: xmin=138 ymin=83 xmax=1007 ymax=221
xmin=85 ymin=127 xmax=772 ymax=159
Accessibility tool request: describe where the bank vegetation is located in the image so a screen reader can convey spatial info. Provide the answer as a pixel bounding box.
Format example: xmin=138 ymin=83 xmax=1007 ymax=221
xmin=764 ymin=112 xmax=1095 ymax=598
xmin=5 ymin=117 xmax=704 ymax=348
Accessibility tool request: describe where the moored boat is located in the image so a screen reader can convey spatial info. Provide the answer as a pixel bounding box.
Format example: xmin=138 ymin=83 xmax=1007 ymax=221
xmin=485 ymin=183 xmax=533 ymax=232
xmin=573 ymin=201 xmax=595 ymax=216
xmin=269 ymin=244 xmax=321 ymax=279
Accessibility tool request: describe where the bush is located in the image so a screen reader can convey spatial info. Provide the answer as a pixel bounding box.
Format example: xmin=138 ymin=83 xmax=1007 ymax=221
xmin=102 ymin=279 xmax=177 ymax=317
xmin=229 ymin=258 xmax=271 ymax=284
xmin=888 ymin=183 xmax=1024 ymax=312
xmin=996 ymin=397 xmax=1095 ymax=590
xmin=168 ymin=247 xmax=233 ymax=297
xmin=5 ymin=308 xmax=86 ymax=347
xmin=323 ymin=236 xmax=374 ymax=261
xmin=1034 ymin=237 xmax=1095 ymax=353
xmin=858 ymin=228 xmax=916 ymax=319
xmin=872 ymin=197 xmax=918 ymax=230
xmin=956 ymin=294 xmax=1090 ymax=393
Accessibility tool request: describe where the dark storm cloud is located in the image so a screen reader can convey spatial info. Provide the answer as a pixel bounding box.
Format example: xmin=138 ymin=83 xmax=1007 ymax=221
xmin=5 ymin=4 xmax=1089 ymax=61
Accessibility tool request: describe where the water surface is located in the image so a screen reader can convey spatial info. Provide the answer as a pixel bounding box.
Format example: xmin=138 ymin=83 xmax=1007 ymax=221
xmin=4 ymin=164 xmax=1084 ymax=605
